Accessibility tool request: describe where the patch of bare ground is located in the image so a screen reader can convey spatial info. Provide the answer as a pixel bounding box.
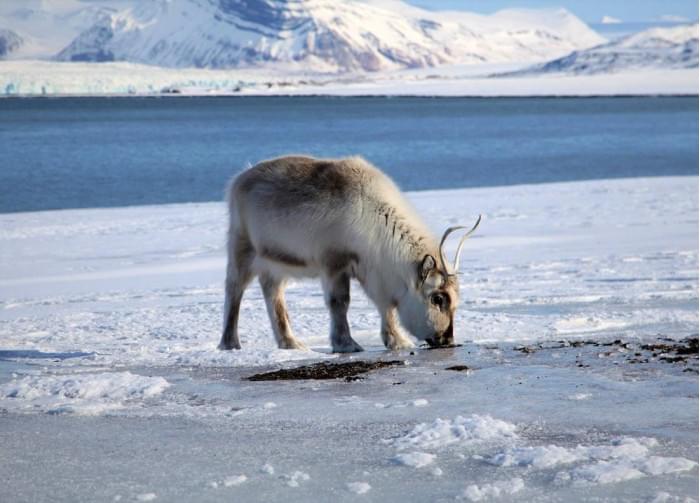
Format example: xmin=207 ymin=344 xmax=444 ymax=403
xmin=514 ymin=336 xmax=699 ymax=372
xmin=245 ymin=360 xmax=405 ymax=381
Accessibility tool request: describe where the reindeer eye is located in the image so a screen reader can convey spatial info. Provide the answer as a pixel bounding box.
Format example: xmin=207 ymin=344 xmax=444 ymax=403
xmin=431 ymin=293 xmax=446 ymax=308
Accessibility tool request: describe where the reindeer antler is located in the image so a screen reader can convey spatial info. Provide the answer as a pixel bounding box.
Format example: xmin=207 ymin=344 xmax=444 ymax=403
xmin=438 ymin=215 xmax=482 ymax=275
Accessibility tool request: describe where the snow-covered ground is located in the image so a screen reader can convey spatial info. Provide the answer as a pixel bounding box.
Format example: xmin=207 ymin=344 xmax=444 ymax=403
xmin=0 ymin=176 xmax=697 ymax=501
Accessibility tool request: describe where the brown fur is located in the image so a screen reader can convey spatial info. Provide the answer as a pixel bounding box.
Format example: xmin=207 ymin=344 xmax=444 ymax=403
xmin=236 ymin=156 xmax=360 ymax=209
xmin=274 ymin=298 xmax=289 ymax=334
xmin=323 ymin=249 xmax=360 ymax=274
xmin=260 ymin=247 xmax=307 ymax=267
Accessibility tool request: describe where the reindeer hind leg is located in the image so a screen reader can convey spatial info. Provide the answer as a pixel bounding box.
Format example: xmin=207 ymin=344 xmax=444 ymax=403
xmin=259 ymin=273 xmax=307 ymax=350
xmin=219 ymin=232 xmax=255 ymax=350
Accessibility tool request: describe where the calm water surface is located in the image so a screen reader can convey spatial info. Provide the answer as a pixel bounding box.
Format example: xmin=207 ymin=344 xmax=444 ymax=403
xmin=0 ymin=96 xmax=697 ymax=213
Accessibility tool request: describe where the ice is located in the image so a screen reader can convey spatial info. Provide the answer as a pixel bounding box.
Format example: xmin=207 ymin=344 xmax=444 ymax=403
xmin=222 ymin=475 xmax=247 ymax=487
xmin=135 ymin=494 xmax=157 ymax=502
xmin=391 ymin=452 xmax=436 ymax=468
xmin=0 ymin=371 xmax=170 ymax=415
xmin=0 ymin=60 xmax=695 ymax=96
xmin=649 ymin=491 xmax=699 ymax=503
xmin=489 ymin=437 xmax=697 ymax=486
xmin=567 ymin=393 xmax=592 ymax=400
xmin=0 ymin=176 xmax=697 ymax=501
xmin=461 ymin=478 xmax=525 ymax=501
xmin=284 ymin=471 xmax=311 ymax=488
xmin=346 ymin=482 xmax=371 ymax=494
xmin=489 ymin=444 xmax=581 ymax=469
xmin=389 ymin=415 xmax=518 ymax=451
xmin=489 ymin=437 xmax=658 ymax=468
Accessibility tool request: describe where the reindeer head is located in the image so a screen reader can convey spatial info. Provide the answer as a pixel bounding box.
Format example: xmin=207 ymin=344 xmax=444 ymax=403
xmin=397 ymin=216 xmax=481 ymax=347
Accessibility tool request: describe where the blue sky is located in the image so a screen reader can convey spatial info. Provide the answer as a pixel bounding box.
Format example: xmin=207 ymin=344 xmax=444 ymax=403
xmin=406 ymin=0 xmax=698 ymax=23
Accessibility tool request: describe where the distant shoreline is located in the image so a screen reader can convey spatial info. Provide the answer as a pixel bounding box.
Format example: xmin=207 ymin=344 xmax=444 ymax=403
xmin=1 ymin=175 xmax=696 ymax=216
xmin=1 ymin=93 xmax=697 ymax=99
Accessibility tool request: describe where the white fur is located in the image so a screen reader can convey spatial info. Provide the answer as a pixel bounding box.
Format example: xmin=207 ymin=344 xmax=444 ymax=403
xmin=219 ymin=156 xmax=457 ymax=352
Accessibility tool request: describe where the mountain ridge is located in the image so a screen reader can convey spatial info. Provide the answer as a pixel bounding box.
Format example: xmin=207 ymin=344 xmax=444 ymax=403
xmin=3 ymin=0 xmax=606 ymax=73
xmin=499 ymin=23 xmax=699 ymax=76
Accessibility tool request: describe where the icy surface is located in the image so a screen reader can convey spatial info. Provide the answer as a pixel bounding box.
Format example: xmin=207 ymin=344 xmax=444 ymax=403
xmin=391 ymin=451 xmax=436 ymax=468
xmin=488 ymin=437 xmax=698 ymax=485
xmin=0 ymin=371 xmax=169 ymax=415
xmin=462 ymin=478 xmax=525 ymax=501
xmin=222 ymin=474 xmax=248 ymax=487
xmin=0 ymin=177 xmax=697 ymax=501
xmin=1 ymin=176 xmax=695 ymax=361
xmin=389 ymin=414 xmax=518 ymax=450
xmin=346 ymin=481 xmax=371 ymax=494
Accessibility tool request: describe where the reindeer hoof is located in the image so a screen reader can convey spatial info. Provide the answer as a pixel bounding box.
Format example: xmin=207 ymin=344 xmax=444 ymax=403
xmin=387 ymin=337 xmax=415 ymax=351
xmin=332 ymin=341 xmax=364 ymax=353
xmin=218 ymin=341 xmax=241 ymax=350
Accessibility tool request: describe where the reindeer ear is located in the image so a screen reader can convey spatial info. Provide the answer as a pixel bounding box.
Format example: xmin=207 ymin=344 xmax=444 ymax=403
xmin=420 ymin=255 xmax=436 ymax=281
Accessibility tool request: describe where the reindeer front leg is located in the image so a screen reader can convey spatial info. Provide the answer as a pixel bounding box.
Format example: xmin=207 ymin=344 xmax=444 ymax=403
xmin=381 ymin=305 xmax=415 ymax=351
xmin=322 ymin=272 xmax=364 ymax=353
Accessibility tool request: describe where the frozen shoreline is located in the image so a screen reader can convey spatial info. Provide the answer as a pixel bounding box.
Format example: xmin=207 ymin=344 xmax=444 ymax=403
xmin=0 ymin=176 xmax=697 ymax=501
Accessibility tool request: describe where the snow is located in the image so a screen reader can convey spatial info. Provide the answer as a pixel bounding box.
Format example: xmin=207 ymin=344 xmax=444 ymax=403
xmin=461 ymin=478 xmax=525 ymax=501
xmin=388 ymin=414 xmax=518 ymax=450
xmin=0 ymin=176 xmax=697 ymax=501
xmin=0 ymin=1 xmax=694 ymax=96
xmin=0 ymin=0 xmax=115 ymax=60
xmin=0 ymin=371 xmax=170 ymax=415
xmin=562 ymin=456 xmax=699 ymax=485
xmin=2 ymin=0 xmax=603 ymax=71
xmin=284 ymin=471 xmax=311 ymax=487
xmin=346 ymin=481 xmax=371 ymax=494
xmin=1 ymin=176 xmax=697 ymax=365
xmin=487 ymin=437 xmax=698 ymax=486
xmin=509 ymin=23 xmax=699 ymax=76
xmin=0 ymin=59 xmax=696 ymax=96
xmin=391 ymin=451 xmax=436 ymax=468
xmin=222 ymin=474 xmax=248 ymax=487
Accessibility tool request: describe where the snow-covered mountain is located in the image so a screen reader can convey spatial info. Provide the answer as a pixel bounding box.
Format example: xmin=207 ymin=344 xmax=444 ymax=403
xmin=46 ymin=0 xmax=605 ymax=72
xmin=0 ymin=0 xmax=116 ymax=59
xmin=0 ymin=28 xmax=23 ymax=58
xmin=506 ymin=23 xmax=698 ymax=76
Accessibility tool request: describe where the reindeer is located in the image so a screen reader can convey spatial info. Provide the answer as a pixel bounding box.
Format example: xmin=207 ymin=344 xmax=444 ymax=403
xmin=218 ymin=155 xmax=480 ymax=353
